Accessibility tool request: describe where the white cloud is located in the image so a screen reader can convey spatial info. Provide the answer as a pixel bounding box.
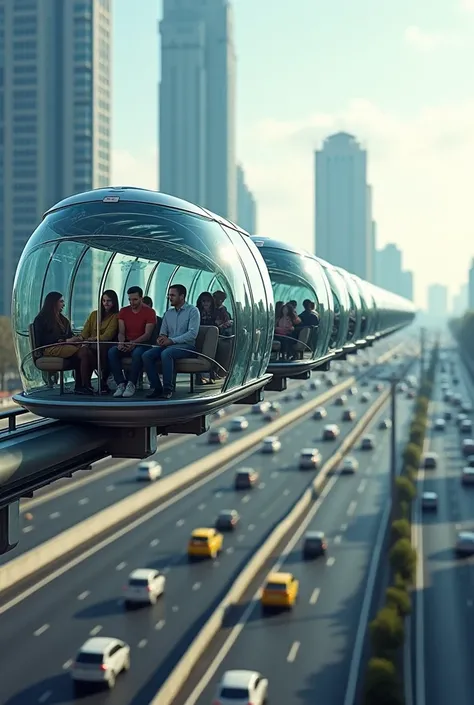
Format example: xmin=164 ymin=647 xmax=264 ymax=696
xmin=403 ymin=25 xmax=463 ymax=51
xmin=239 ymin=100 xmax=474 ymax=308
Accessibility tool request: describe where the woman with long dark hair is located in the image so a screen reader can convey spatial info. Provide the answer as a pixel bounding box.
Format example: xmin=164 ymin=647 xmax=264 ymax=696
xmin=33 ymin=291 xmax=85 ymax=391
xmin=274 ymin=302 xmax=301 ymax=358
xmin=75 ymin=290 xmax=119 ymax=393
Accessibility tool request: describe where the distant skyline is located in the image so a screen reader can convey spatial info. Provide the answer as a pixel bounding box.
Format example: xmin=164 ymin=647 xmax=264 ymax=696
xmin=112 ymin=0 xmax=474 ymax=308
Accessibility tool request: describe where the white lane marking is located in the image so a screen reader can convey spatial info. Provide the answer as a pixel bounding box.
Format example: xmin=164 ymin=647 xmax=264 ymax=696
xmin=258 ymin=482 xmax=266 ymax=489
xmin=226 ymin=547 xmax=234 ymax=554
xmin=215 ymin=492 xmax=222 ymax=498
xmin=287 ymin=641 xmax=300 ymax=662
xmin=89 ymin=625 xmax=102 ymax=636
xmin=78 ymin=497 xmax=89 ymax=506
xmin=116 ymin=562 xmax=126 ymax=571
xmin=334 ymin=535 xmax=342 ymax=544
xmin=77 ymin=590 xmax=90 ymax=600
xmin=176 ymin=519 xmax=185 ymax=527
xmin=270 ymin=471 xmax=279 ymax=478
xmin=357 ymin=480 xmax=367 ymax=494
xmin=22 ymin=525 xmax=34 ymax=533
xmin=150 ymin=538 xmax=160 ymax=547
xmin=34 ymin=624 xmax=49 ymax=636
xmin=49 ymin=511 xmax=60 ymax=519
xmin=309 ymin=588 xmax=320 ymax=605
xmin=62 ymin=659 xmax=73 ymax=670
xmin=106 ymin=484 xmax=115 ymax=492
xmin=198 ymin=503 xmax=206 ymax=511
xmin=326 ymin=557 xmax=336 ymax=566
xmin=283 ymin=488 xmax=290 ymax=496
xmin=248 ymin=524 xmax=255 ymax=531
xmin=340 ymin=523 xmax=348 ymax=531
xmin=172 ymin=605 xmax=179 ymax=612
xmin=347 ymin=500 xmax=357 ymax=516
xmin=38 ymin=691 xmax=51 ymax=703
xmin=192 ymin=582 xmax=201 ymax=591
xmin=237 ymin=535 xmax=244 ymax=542
xmin=213 ymin=560 xmax=220 ymax=567
xmin=138 ymin=639 xmax=147 ymax=648
xmin=163 ymin=457 xmax=171 ymax=462
xmin=242 ymin=495 xmax=250 ymax=503
xmin=155 ymin=620 xmax=166 ymax=630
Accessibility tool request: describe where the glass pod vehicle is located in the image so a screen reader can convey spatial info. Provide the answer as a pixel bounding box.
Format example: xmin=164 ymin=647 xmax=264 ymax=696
xmin=317 ymin=258 xmax=351 ymax=359
xmin=11 ymin=187 xmax=275 ymax=433
xmin=251 ymin=236 xmax=334 ymax=390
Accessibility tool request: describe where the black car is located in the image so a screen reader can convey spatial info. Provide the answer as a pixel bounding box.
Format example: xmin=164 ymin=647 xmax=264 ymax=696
xmin=302 ymin=531 xmax=327 ymax=558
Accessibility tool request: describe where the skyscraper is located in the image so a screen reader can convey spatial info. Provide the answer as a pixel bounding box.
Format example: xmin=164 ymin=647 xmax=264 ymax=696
xmin=159 ymin=0 xmax=237 ymax=221
xmin=314 ymin=132 xmax=370 ymax=278
xmin=469 ymin=260 xmax=474 ymax=310
xmin=236 ymin=164 xmax=257 ymax=233
xmin=375 ymin=244 xmax=403 ymax=291
xmin=427 ymin=284 xmax=448 ymax=319
xmin=0 ymin=0 xmax=111 ymax=316
xmin=401 ymin=270 xmax=414 ymax=301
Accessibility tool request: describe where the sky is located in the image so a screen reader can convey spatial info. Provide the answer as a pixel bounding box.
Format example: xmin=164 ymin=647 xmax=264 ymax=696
xmin=112 ymin=0 xmax=474 ymax=309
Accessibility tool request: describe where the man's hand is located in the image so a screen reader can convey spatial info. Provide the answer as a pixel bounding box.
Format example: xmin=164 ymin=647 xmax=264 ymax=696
xmin=157 ymin=335 xmax=173 ymax=347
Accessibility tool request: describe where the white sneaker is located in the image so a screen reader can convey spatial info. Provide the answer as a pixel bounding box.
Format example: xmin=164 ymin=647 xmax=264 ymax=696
xmin=122 ymin=381 xmax=136 ymax=398
xmin=113 ymin=383 xmax=126 ymax=398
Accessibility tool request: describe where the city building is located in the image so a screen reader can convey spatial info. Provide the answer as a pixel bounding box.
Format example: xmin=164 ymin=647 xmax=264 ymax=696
xmin=314 ymin=132 xmax=370 ymax=279
xmin=452 ymin=282 xmax=468 ymax=316
xmin=469 ymin=260 xmax=474 ymax=311
xmin=401 ymin=270 xmax=414 ymax=301
xmin=159 ymin=0 xmax=236 ymax=221
xmin=427 ymin=283 xmax=448 ymax=319
xmin=374 ymin=243 xmax=414 ymax=300
xmin=236 ymin=164 xmax=257 ymax=233
xmin=0 ymin=0 xmax=111 ymax=318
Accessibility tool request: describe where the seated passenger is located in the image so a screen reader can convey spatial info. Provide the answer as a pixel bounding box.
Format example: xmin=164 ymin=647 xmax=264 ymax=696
xmin=74 ymin=290 xmax=119 ymax=393
xmin=196 ymin=292 xmax=216 ymax=384
xmin=108 ymin=286 xmax=157 ymax=398
xmin=33 ymin=291 xmax=85 ymax=393
xmin=298 ymin=299 xmax=320 ymax=328
xmin=143 ymin=295 xmax=162 ymax=335
xmin=213 ymin=290 xmax=233 ymax=335
xmin=275 ymin=303 xmax=301 ymax=358
xmin=143 ymin=284 xmax=200 ymax=400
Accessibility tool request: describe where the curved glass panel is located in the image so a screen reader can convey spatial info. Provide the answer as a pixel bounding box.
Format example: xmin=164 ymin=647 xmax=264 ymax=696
xmin=317 ymin=259 xmax=350 ymax=350
xmin=335 ymin=268 xmax=363 ymax=342
xmin=251 ymin=238 xmax=334 ymax=366
xmin=350 ymin=275 xmax=370 ymax=337
xmin=12 ymin=199 xmax=274 ymax=402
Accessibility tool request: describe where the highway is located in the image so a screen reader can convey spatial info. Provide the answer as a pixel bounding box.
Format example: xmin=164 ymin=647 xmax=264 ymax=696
xmin=0 ymin=375 xmax=409 ymax=705
xmin=416 ymin=354 xmax=474 ymax=705
xmin=174 ymin=393 xmax=414 ymax=705
xmin=0 ymin=350 xmax=389 ymax=566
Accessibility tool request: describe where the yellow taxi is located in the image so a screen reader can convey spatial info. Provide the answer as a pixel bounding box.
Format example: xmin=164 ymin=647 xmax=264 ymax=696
xmin=260 ymin=571 xmax=299 ymax=609
xmin=187 ymin=528 xmax=223 ymax=560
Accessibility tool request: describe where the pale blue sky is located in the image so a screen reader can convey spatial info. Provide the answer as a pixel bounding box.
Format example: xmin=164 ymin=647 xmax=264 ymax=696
xmin=112 ymin=0 xmax=474 ymax=307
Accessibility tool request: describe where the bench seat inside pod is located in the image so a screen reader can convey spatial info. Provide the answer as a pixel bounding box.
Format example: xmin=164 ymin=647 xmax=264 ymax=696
xmin=250 ymin=236 xmax=334 ymax=389
xmin=11 ymin=187 xmax=275 ymax=430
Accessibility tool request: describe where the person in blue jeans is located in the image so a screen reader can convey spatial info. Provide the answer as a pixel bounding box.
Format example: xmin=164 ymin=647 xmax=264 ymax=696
xmin=143 ymin=284 xmax=200 ymax=400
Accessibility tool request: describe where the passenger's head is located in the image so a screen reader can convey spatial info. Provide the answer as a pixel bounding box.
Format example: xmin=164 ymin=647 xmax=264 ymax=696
xmin=40 ymin=291 xmax=65 ymax=319
xmin=197 ymin=291 xmax=215 ymax=313
xmin=288 ymin=300 xmax=297 ymax=309
xmin=213 ymin=290 xmax=226 ymax=307
xmin=275 ymin=301 xmax=284 ymax=319
xmin=168 ymin=284 xmax=186 ymax=309
xmin=282 ymin=303 xmax=297 ymax=320
xmin=127 ymin=286 xmax=143 ymax=311
xmin=143 ymin=296 xmax=153 ymax=308
xmin=101 ymin=290 xmax=119 ymax=318
xmin=303 ymin=299 xmax=315 ymax=311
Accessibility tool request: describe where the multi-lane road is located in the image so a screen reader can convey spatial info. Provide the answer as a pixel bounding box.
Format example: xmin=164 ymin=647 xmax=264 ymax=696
xmin=415 ymin=354 xmax=474 ymax=705
xmin=0 ymin=366 xmax=415 ymax=705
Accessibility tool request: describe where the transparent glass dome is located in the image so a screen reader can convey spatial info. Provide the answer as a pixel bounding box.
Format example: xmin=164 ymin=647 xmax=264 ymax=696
xmin=316 ymin=258 xmax=351 ymax=351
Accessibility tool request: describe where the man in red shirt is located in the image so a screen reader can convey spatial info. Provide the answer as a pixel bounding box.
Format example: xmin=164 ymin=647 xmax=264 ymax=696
xmin=108 ymin=286 xmax=157 ymax=398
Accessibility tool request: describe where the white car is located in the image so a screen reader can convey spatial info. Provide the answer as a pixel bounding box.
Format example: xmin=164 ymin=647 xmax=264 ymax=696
xmin=124 ymin=568 xmax=165 ymax=606
xmin=462 ymin=467 xmax=474 ymax=485
xmin=214 ymin=669 xmax=268 ymax=705
xmin=71 ymin=637 xmax=130 ymax=691
xmin=262 ymin=436 xmax=281 ymax=453
xmin=433 ymin=418 xmax=446 ymax=431
xmin=313 ymin=407 xmax=327 ymax=420
xmin=421 ymin=491 xmax=438 ymax=510
xmin=251 ymin=402 xmax=270 ymax=415
xmin=230 ymin=416 xmax=249 ymax=431
xmin=461 ymin=419 xmax=473 ymax=434
xmin=322 ymin=423 xmax=340 ymax=440
xmin=136 ymin=460 xmax=162 ymax=481
xmin=208 ymin=427 xmax=229 ymax=444
xmin=361 ymin=392 xmax=371 ymax=402
xmin=299 ymin=448 xmax=322 ymax=469
xmin=348 ymin=386 xmax=358 ymax=396
xmin=455 ymin=531 xmax=474 ymax=556
xmin=341 ymin=456 xmax=359 ymax=474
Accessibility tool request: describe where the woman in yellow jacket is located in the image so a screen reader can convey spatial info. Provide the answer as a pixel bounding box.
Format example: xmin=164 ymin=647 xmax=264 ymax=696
xmin=75 ymin=290 xmax=119 ymax=393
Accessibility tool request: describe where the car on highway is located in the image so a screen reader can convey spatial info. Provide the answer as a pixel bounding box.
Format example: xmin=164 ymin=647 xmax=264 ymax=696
xmin=461 ymin=419 xmax=473 ymax=434
xmin=361 ymin=392 xmax=371 ymax=402
xmin=214 ymin=670 xmax=269 ymax=705
xmin=444 ymin=409 xmax=452 ymax=421
xmin=462 ymin=402 xmax=473 ymax=413
xmin=310 ymin=379 xmax=322 ymax=390
xmin=455 ymin=531 xmax=474 ymax=556
xmin=373 ymin=382 xmax=384 ymax=392
xmin=453 ymin=376 xmax=460 ymax=385
xmin=456 ymin=413 xmax=468 ymax=426
xmin=234 ymin=468 xmax=259 ymax=489
xmin=187 ymin=528 xmax=223 ymax=560
xmin=135 ymin=460 xmax=162 ymax=482
xmin=461 ymin=467 xmax=474 ymax=485
xmin=340 ymin=456 xmax=359 ymax=474
xmin=261 ymin=436 xmax=281 ymax=453
xmin=342 ymin=408 xmax=356 ymax=422
xmin=302 ymin=530 xmax=327 ymax=558
xmin=124 ymin=569 xmax=166 ymax=607
xmin=230 ymin=416 xmax=249 ymax=431
xmin=215 ymin=509 xmax=240 ymax=531
xmin=462 ymin=439 xmax=474 ymax=457
xmin=261 ymin=571 xmax=299 ymax=610
xmin=452 ymin=393 xmax=462 ymax=406
xmin=398 ymin=382 xmax=407 ymax=393
xmin=361 ymin=378 xmax=369 ymax=387
xmin=335 ymin=394 xmax=347 ymax=406
xmin=322 ymin=423 xmax=340 ymax=440
xmin=433 ymin=418 xmax=446 ymax=431
xmin=71 ymin=637 xmax=130 ymax=692
xmin=406 ymin=389 xmax=416 ymax=399
xmin=299 ymin=447 xmax=322 ymax=469
xmin=295 ymin=389 xmax=306 ymax=400
xmin=313 ymin=407 xmax=327 ymax=420
xmin=208 ymin=427 xmax=229 ymax=444
xmin=466 ymin=455 xmax=474 ymax=467
xmin=269 ymin=401 xmax=281 ymax=414
xmin=348 ymin=386 xmax=358 ymax=396
xmin=422 ymin=452 xmax=438 ymax=469
xmin=251 ymin=401 xmax=270 ymax=415
xmin=378 ymin=418 xmax=392 ymax=430
xmin=211 ymin=408 xmax=226 ymax=421
xmin=421 ymin=491 xmax=438 ymax=511
xmin=326 ymin=377 xmax=336 ymax=387
xmin=361 ymin=434 xmax=376 ymax=450
xmin=444 ymin=391 xmax=452 ymax=403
